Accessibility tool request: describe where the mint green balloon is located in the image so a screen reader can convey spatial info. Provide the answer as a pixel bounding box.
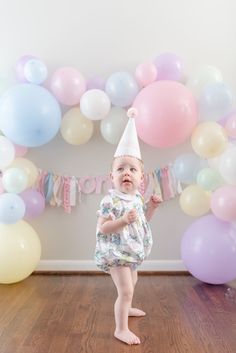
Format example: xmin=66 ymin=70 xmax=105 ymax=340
xmin=197 ymin=168 xmax=223 ymax=191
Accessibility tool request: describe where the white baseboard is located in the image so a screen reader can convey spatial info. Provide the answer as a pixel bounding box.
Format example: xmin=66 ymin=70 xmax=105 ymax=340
xmin=36 ymin=260 xmax=186 ymax=272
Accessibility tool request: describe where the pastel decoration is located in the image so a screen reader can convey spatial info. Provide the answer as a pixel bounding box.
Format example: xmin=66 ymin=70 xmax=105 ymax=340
xmin=14 ymin=144 xmax=28 ymax=157
xmin=225 ymin=112 xmax=236 ymax=138
xmin=219 ymin=146 xmax=236 ymax=185
xmin=95 ymin=176 xmax=112 ymax=194
xmin=2 ymin=167 xmax=28 ymax=193
xmin=173 ymin=153 xmax=207 ymax=184
xmin=0 ymin=193 xmax=25 ymax=224
xmin=105 ymin=71 xmax=140 ymax=107
xmin=0 ymin=136 xmax=15 ymax=170
xmin=211 ymin=185 xmax=236 ymax=221
xmin=135 ymin=62 xmax=157 ymax=87
xmin=86 ymin=76 xmax=105 ymax=91
xmin=198 ymin=82 xmax=233 ymax=122
xmin=196 ymin=168 xmax=223 ymax=191
xmin=179 ymin=184 xmax=211 ymax=217
xmin=60 ymin=107 xmax=94 ymax=145
xmin=181 ymin=215 xmax=236 ymax=284
xmin=100 ymin=107 xmax=128 ymax=144
xmin=0 ymin=84 xmax=62 ymax=147
xmin=10 ymin=158 xmax=38 ymax=187
xmin=0 ymin=220 xmax=41 ymax=284
xmin=133 ymin=81 xmax=197 ymax=148
xmin=0 ymin=178 xmax=4 ymax=194
xmin=153 ymin=52 xmax=184 ymax=82
xmin=20 ymin=189 xmax=45 ymax=219
xmin=191 ymin=122 xmax=228 ymax=158
xmin=79 ymin=177 xmax=96 ymax=194
xmin=24 ymin=59 xmax=48 ymax=85
xmin=15 ymin=54 xmax=36 ymax=82
xmin=186 ymin=65 xmax=223 ymax=97
xmin=80 ymin=89 xmax=111 ymax=120
xmin=50 ymin=67 xmax=86 ymax=106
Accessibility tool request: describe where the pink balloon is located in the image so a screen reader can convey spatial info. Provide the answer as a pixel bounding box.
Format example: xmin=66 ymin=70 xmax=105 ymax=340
xmin=15 ymin=54 xmax=36 ymax=82
xmin=133 ymin=81 xmax=198 ymax=148
xmin=50 ymin=67 xmax=86 ymax=106
xmin=14 ymin=144 xmax=28 ymax=157
xmin=211 ymin=185 xmax=236 ymax=221
xmin=135 ymin=62 xmax=157 ymax=87
xmin=225 ymin=112 xmax=236 ymax=138
xmin=20 ymin=189 xmax=45 ymax=219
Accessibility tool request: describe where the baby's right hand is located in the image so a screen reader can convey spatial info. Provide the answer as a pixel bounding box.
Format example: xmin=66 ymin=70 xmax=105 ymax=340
xmin=122 ymin=209 xmax=137 ymax=225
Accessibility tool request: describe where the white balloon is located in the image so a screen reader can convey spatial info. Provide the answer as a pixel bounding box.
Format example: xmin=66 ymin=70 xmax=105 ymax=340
xmin=0 ymin=136 xmax=15 ymax=170
xmin=80 ymin=89 xmax=111 ymax=120
xmin=100 ymin=107 xmax=128 ymax=144
xmin=219 ymin=146 xmax=236 ymax=185
xmin=2 ymin=167 xmax=28 ymax=193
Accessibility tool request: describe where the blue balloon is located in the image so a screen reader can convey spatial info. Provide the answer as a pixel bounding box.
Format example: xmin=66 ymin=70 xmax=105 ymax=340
xmin=105 ymin=71 xmax=140 ymax=107
xmin=173 ymin=153 xmax=208 ymax=184
xmin=0 ymin=84 xmax=62 ymax=147
xmin=0 ymin=193 xmax=25 ymax=224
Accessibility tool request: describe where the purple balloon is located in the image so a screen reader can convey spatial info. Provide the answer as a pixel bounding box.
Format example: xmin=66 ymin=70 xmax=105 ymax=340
xmin=15 ymin=54 xmax=36 ymax=82
xmin=181 ymin=215 xmax=236 ymax=284
xmin=154 ymin=52 xmax=184 ymax=82
xmin=20 ymin=189 xmax=45 ymax=219
xmin=86 ymin=76 xmax=105 ymax=91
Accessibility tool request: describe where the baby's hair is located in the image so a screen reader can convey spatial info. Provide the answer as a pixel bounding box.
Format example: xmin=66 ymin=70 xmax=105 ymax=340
xmin=111 ymin=155 xmax=144 ymax=171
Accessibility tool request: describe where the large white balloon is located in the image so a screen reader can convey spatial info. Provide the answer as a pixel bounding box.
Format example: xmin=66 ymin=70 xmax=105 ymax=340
xmin=0 ymin=136 xmax=15 ymax=170
xmin=80 ymin=89 xmax=111 ymax=120
xmin=219 ymin=146 xmax=236 ymax=185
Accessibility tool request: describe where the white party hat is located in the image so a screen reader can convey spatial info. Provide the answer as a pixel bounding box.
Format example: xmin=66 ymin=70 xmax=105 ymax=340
xmin=114 ymin=108 xmax=141 ymax=160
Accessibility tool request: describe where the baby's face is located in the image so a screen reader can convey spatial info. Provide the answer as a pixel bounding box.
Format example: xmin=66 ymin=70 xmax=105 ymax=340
xmin=111 ymin=156 xmax=143 ymax=195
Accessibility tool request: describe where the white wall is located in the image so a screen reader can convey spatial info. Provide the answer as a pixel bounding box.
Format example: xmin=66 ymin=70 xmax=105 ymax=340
xmin=1 ymin=0 xmax=236 ymax=270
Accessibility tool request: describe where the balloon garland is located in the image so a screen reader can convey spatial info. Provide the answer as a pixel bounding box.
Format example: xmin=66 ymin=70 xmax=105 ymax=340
xmin=0 ymin=51 xmax=236 ymax=284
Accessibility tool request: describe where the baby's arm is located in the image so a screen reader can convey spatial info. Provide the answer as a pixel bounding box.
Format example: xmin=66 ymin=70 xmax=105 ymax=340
xmin=98 ymin=209 xmax=137 ymax=235
xmin=145 ymin=195 xmax=162 ymax=221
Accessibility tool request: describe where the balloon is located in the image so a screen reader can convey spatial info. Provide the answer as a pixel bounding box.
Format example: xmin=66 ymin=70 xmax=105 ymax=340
xmin=14 ymin=143 xmax=28 ymax=157
xmin=80 ymin=89 xmax=111 ymax=120
xmin=133 ymin=81 xmax=197 ymax=148
xmin=208 ymin=142 xmax=236 ymax=170
xmin=0 ymin=84 xmax=62 ymax=147
xmin=100 ymin=107 xmax=128 ymax=144
xmin=0 ymin=193 xmax=25 ymax=224
xmin=86 ymin=76 xmax=105 ymax=91
xmin=24 ymin=59 xmax=48 ymax=84
xmin=191 ymin=122 xmax=228 ymax=158
xmin=225 ymin=112 xmax=236 ymax=138
xmin=0 ymin=136 xmax=15 ymax=170
xmin=198 ymin=82 xmax=233 ymax=122
xmin=0 ymin=220 xmax=41 ymax=284
xmin=196 ymin=168 xmax=223 ymax=191
xmin=135 ymin=62 xmax=157 ymax=87
xmin=10 ymin=158 xmax=38 ymax=187
xmin=15 ymin=54 xmax=36 ymax=82
xmin=153 ymin=52 xmax=184 ymax=82
xmin=2 ymin=167 xmax=28 ymax=193
xmin=181 ymin=215 xmax=236 ymax=284
xmin=60 ymin=107 xmax=94 ymax=145
xmin=50 ymin=67 xmax=86 ymax=106
xmin=173 ymin=153 xmax=207 ymax=184
xmin=219 ymin=146 xmax=236 ymax=185
xmin=211 ymin=185 xmax=236 ymax=221
xmin=20 ymin=189 xmax=45 ymax=219
xmin=187 ymin=65 xmax=223 ymax=97
xmin=105 ymin=71 xmax=140 ymax=107
xmin=179 ymin=184 xmax=211 ymax=217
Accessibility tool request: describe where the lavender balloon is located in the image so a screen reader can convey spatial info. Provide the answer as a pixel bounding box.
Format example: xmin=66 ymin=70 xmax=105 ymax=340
xmin=154 ymin=52 xmax=184 ymax=82
xmin=86 ymin=76 xmax=105 ymax=91
xmin=20 ymin=189 xmax=45 ymax=219
xmin=15 ymin=54 xmax=36 ymax=82
xmin=181 ymin=215 xmax=236 ymax=284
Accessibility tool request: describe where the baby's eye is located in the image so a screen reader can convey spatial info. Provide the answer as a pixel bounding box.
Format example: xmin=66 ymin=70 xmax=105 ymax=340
xmin=130 ymin=168 xmax=137 ymax=172
xmin=117 ymin=167 xmax=123 ymax=172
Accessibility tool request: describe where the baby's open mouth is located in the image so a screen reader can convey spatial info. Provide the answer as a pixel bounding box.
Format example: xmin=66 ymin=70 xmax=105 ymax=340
xmin=123 ymin=179 xmax=131 ymax=183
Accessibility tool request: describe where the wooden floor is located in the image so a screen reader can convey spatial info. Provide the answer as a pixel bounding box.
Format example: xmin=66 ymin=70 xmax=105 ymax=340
xmin=0 ymin=274 xmax=236 ymax=353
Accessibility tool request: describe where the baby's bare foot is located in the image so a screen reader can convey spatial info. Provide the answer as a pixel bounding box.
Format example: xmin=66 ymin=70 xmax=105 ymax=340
xmin=129 ymin=307 xmax=146 ymax=316
xmin=114 ymin=329 xmax=141 ymax=345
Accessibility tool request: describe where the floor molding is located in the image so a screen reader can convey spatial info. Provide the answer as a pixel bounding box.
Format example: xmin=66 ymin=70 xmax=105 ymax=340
xmin=36 ymin=260 xmax=186 ymax=272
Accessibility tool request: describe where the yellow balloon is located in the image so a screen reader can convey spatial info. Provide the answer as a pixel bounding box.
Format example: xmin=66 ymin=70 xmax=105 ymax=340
xmin=10 ymin=158 xmax=38 ymax=187
xmin=0 ymin=221 xmax=41 ymax=284
xmin=60 ymin=107 xmax=94 ymax=145
xmin=191 ymin=122 xmax=228 ymax=158
xmin=179 ymin=184 xmax=211 ymax=217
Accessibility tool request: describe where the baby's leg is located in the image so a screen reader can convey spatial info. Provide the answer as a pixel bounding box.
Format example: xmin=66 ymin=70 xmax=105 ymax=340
xmin=110 ymin=266 xmax=140 ymax=345
xmin=129 ymin=269 xmax=146 ymax=317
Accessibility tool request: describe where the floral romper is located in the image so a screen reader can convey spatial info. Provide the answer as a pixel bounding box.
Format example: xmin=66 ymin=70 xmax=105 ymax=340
xmin=95 ymin=189 xmax=153 ymax=273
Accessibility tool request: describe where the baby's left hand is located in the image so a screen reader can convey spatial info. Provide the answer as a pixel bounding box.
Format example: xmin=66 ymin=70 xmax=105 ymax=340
xmin=149 ymin=195 xmax=162 ymax=209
